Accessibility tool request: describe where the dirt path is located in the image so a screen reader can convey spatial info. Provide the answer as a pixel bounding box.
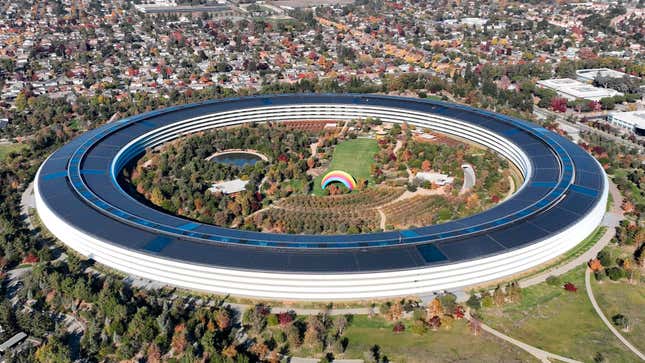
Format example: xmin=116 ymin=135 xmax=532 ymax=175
xmin=392 ymin=139 xmax=403 ymax=154
xmin=376 ymin=208 xmax=386 ymax=230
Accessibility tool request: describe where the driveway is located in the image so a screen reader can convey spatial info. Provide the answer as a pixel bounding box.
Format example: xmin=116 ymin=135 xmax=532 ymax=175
xmin=460 ymin=164 xmax=475 ymax=195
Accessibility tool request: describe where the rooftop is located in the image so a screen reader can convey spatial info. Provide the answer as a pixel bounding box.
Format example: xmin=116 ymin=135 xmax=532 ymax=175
xmin=576 ymin=68 xmax=635 ymax=81
xmin=537 ymin=78 xmax=623 ymax=101
xmin=209 ymin=179 xmax=249 ymax=195
xmin=609 ymin=111 xmax=645 ymax=129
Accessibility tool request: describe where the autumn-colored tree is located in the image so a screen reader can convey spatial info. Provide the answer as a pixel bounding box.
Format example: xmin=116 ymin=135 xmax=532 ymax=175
xmin=505 ymin=281 xmax=522 ymax=303
xmin=206 ymin=319 xmax=216 ymax=332
xmin=428 ymin=315 xmax=442 ymax=330
xmin=550 ymin=97 xmax=568 ymax=112
xmin=622 ymin=201 xmax=636 ymax=214
xmin=564 ymin=282 xmax=577 ymax=292
xmin=622 ymin=259 xmax=635 ymax=283
xmin=222 ymin=344 xmax=238 ymax=359
xmin=421 ymin=159 xmax=432 ymax=172
xmin=466 ymin=193 xmax=480 ymax=209
xmin=393 ymin=321 xmax=405 ymax=333
xmin=386 ymin=302 xmax=403 ymax=321
xmin=150 ymin=187 xmax=165 ymax=206
xmin=146 ymin=343 xmax=162 ymax=363
xmin=454 ymin=305 xmax=465 ymax=320
xmin=267 ymin=350 xmax=281 ymax=363
xmin=171 ymin=323 xmax=188 ymax=353
xmin=250 ymin=342 xmax=269 ymax=360
xmin=428 ymin=298 xmax=443 ymax=318
xmin=589 ymin=258 xmax=603 ymax=272
xmin=493 ymin=285 xmax=505 ymax=306
xmin=304 ymin=323 xmax=322 ymax=351
xmin=277 ymin=311 xmax=295 ymax=326
xmin=215 ymin=309 xmax=231 ymax=330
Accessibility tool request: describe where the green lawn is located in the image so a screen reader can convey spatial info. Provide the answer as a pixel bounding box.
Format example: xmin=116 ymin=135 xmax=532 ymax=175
xmin=313 ymin=138 xmax=378 ymax=195
xmin=339 ymin=315 xmax=537 ymax=362
xmin=481 ymin=266 xmax=634 ymax=362
xmin=0 ymin=143 xmax=27 ymax=160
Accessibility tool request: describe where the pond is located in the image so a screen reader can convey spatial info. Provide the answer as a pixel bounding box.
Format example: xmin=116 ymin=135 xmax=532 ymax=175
xmin=211 ymin=152 xmax=263 ymax=168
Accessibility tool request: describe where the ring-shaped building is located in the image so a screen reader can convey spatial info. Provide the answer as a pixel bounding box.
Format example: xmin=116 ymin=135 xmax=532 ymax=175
xmin=35 ymin=94 xmax=607 ymax=300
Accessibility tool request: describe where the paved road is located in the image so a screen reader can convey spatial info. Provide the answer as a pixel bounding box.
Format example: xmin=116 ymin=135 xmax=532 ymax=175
xmin=460 ymin=164 xmax=475 ymax=195
xmin=534 ymin=107 xmax=643 ymax=152
xmin=585 ymin=268 xmax=645 ymax=361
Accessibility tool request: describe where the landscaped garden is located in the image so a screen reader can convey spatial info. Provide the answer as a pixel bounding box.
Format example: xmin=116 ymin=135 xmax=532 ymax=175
xmin=312 ymin=138 xmax=379 ymax=195
xmin=124 ymin=120 xmax=514 ymax=234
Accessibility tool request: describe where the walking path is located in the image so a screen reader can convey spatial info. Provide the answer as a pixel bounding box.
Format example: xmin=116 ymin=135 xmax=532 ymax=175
xmin=20 ymin=182 xmax=35 ymax=230
xmin=585 ymin=268 xmax=645 ymax=361
xmin=473 ymin=315 xmax=582 ymax=363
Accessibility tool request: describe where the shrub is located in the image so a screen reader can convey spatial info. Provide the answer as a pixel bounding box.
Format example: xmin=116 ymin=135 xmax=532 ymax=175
xmin=597 ymin=249 xmax=612 ymax=267
xmin=606 ymin=266 xmax=625 ymax=281
xmin=392 ymin=321 xmax=405 ymax=333
xmin=277 ymin=311 xmax=295 ymax=326
xmin=611 ymin=314 xmax=629 ymax=330
xmin=412 ymin=307 xmax=425 ymax=321
xmin=594 ymin=271 xmax=605 ymax=281
xmin=480 ymin=296 xmax=494 ymax=308
xmin=546 ymin=275 xmax=561 ymax=286
xmin=564 ymin=282 xmax=577 ymax=292
xmin=454 ymin=305 xmax=466 ymax=320
xmin=410 ymin=319 xmax=428 ymax=335
xmin=466 ymin=294 xmax=481 ymax=310
xmin=267 ymin=314 xmax=279 ymax=326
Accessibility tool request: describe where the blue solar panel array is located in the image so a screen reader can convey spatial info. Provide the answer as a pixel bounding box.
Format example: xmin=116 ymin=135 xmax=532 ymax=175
xmin=37 ymin=94 xmax=606 ymax=273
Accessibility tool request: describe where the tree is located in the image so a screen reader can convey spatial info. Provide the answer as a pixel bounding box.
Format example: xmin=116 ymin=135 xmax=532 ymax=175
xmin=410 ymin=319 xmax=428 ymax=335
xmin=600 ymin=97 xmax=615 ymax=110
xmin=428 ymin=298 xmax=443 ymax=319
xmin=392 ymin=321 xmax=405 ymax=333
xmin=493 ymin=285 xmax=505 ymax=306
xmin=215 ymin=309 xmax=231 ymax=330
xmin=466 ymin=294 xmax=480 ymax=310
xmin=35 ymin=336 xmax=72 ymax=363
xmin=588 ymin=258 xmax=603 ymax=272
xmin=171 ymin=323 xmax=188 ymax=354
xmin=428 ymin=315 xmax=442 ymax=330
xmin=611 ymin=314 xmax=630 ymax=331
xmin=421 ymin=159 xmax=431 ymax=171
xmin=505 ymin=281 xmax=522 ymax=303
xmin=564 ymin=282 xmax=578 ymax=292
xmin=550 ymin=97 xmax=568 ymax=113
xmin=146 ymin=343 xmax=162 ymax=363
xmin=597 ymin=249 xmax=612 ymax=267
xmin=606 ymin=266 xmax=625 ymax=281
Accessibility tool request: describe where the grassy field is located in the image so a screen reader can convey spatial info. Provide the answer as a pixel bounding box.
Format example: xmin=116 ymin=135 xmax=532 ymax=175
xmin=338 ymin=315 xmax=537 ymax=362
xmin=313 ymin=138 xmax=378 ymax=195
xmin=0 ymin=143 xmax=27 ymax=160
xmin=592 ymin=278 xmax=645 ymax=353
xmin=480 ymin=266 xmax=635 ymax=362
